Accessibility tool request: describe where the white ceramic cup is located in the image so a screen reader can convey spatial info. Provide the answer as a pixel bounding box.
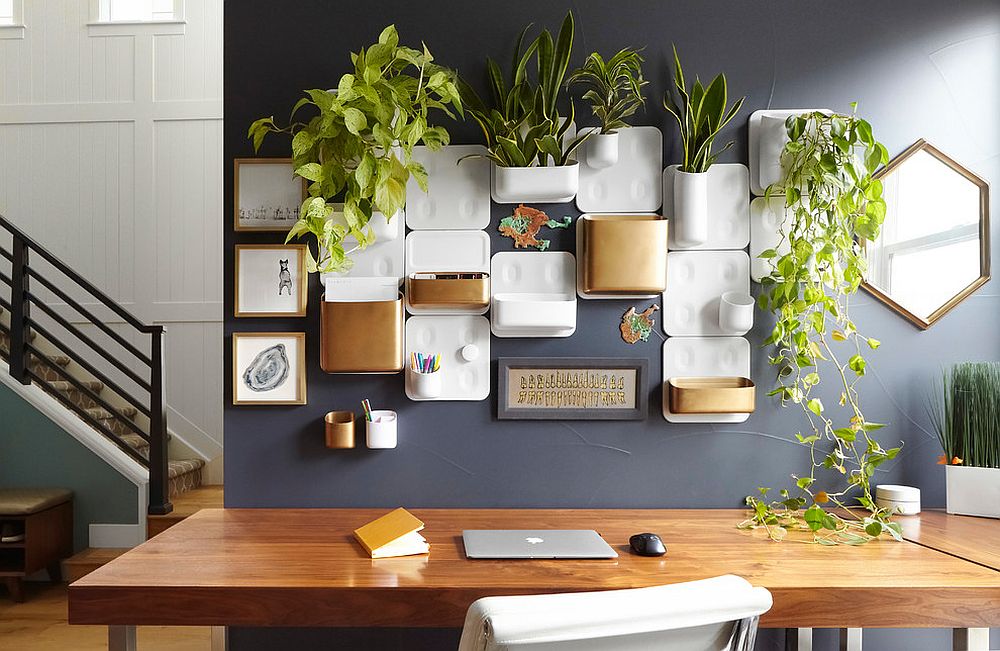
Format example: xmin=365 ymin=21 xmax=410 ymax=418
xmin=673 ymin=170 xmax=709 ymax=246
xmin=585 ymin=132 xmax=619 ymax=168
xmin=366 ymin=410 xmax=398 ymax=449
xmin=719 ymin=291 xmax=755 ymax=335
xmin=408 ymin=367 xmax=442 ymax=399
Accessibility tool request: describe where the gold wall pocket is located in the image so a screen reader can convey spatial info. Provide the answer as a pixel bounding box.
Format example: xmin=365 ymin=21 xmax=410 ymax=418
xmin=666 ymin=377 xmax=756 ymax=414
xmin=862 ymin=139 xmax=990 ymax=329
xmin=577 ymin=214 xmax=669 ymax=297
xmin=324 ymin=411 xmax=356 ymax=449
xmin=320 ymin=294 xmax=404 ymax=374
xmin=405 ymin=272 xmax=491 ymax=310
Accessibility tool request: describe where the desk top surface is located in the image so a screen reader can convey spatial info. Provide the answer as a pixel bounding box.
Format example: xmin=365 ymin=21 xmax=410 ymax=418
xmin=69 ymin=508 xmax=1000 ymax=629
xmin=899 ymin=509 xmax=1000 ymax=571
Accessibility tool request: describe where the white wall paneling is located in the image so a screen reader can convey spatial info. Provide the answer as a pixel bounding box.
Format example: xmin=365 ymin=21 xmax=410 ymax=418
xmin=0 ymin=0 xmax=224 ymax=481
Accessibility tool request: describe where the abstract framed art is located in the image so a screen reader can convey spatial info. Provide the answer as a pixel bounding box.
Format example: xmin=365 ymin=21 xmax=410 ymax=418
xmin=232 ymin=332 xmax=307 ymax=405
xmin=233 ymin=158 xmax=307 ymax=232
xmin=234 ymin=244 xmax=308 ymax=317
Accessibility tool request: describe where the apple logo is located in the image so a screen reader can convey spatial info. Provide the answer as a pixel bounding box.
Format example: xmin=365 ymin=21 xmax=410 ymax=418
xmin=525 ymin=537 xmax=544 ymax=545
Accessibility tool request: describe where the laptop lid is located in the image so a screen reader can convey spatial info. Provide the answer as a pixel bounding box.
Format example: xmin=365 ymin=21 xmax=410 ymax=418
xmin=462 ymin=529 xmax=619 ymax=559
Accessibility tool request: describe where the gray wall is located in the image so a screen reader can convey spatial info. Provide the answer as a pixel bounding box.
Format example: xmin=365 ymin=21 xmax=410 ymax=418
xmin=0 ymin=382 xmax=138 ymax=551
xmin=224 ymin=2 xmax=999 ymax=649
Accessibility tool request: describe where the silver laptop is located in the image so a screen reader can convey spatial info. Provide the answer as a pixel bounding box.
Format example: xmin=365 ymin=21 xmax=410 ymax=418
xmin=463 ymin=529 xmax=618 ymax=559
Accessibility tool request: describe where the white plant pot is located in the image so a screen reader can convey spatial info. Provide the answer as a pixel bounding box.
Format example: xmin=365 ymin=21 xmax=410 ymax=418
xmin=759 ymin=115 xmax=789 ymax=189
xmin=718 ymin=291 xmax=755 ymax=335
xmin=492 ymin=293 xmax=576 ymax=336
xmin=585 ymin=132 xmax=619 ymax=168
xmin=672 ymin=170 xmax=710 ymax=246
xmin=946 ymin=465 xmax=1000 ymax=518
xmin=492 ymin=162 xmax=580 ymax=204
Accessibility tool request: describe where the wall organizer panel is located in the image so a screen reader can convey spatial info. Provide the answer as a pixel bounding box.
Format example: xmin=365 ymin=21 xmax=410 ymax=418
xmin=576 ymin=126 xmax=663 ymax=214
xmin=662 ymin=163 xmax=750 ymax=251
xmin=661 ymin=337 xmax=752 ymax=423
xmin=404 ymin=231 xmax=491 ymax=315
xmin=576 ymin=214 xmax=669 ymax=299
xmin=404 ymin=316 xmax=491 ymax=401
xmin=320 ymin=208 xmax=406 ymax=286
xmin=405 ymin=145 xmax=491 ymax=231
xmin=490 ymin=252 xmax=577 ymax=338
xmin=749 ymin=196 xmax=790 ymax=283
xmin=748 ymin=108 xmax=831 ymax=195
xmin=662 ymin=251 xmax=751 ymax=336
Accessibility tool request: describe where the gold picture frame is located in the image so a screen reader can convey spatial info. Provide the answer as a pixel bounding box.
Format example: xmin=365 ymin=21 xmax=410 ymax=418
xmin=233 ymin=158 xmax=308 ymax=232
xmin=234 ymin=244 xmax=309 ymax=318
xmin=232 ymin=332 xmax=307 ymax=405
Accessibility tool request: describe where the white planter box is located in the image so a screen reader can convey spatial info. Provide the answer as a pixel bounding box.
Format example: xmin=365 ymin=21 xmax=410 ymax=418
xmin=492 ymin=293 xmax=576 ymax=337
xmin=946 ymin=465 xmax=1000 ymax=519
xmin=585 ymin=132 xmax=619 ymax=168
xmin=492 ymin=162 xmax=579 ymax=204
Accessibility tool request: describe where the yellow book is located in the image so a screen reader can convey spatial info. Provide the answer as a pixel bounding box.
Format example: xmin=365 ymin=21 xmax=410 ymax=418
xmin=353 ymin=507 xmax=429 ymax=559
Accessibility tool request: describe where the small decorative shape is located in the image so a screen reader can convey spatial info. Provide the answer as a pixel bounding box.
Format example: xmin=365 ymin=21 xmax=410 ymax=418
xmin=620 ymin=305 xmax=659 ymax=344
xmin=498 ymin=204 xmax=572 ymax=251
xmin=461 ymin=344 xmax=480 ymax=362
xmin=243 ymin=344 xmax=290 ymax=392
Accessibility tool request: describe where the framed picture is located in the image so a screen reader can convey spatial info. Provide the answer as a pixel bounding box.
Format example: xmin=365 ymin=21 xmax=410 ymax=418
xmin=233 ymin=158 xmax=307 ymax=232
xmin=232 ymin=332 xmax=307 ymax=405
xmin=497 ymin=357 xmax=648 ymax=421
xmin=235 ymin=244 xmax=308 ymax=317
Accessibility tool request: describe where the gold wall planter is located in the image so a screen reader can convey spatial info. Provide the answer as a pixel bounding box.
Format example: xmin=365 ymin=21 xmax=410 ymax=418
xmin=324 ymin=411 xmax=356 ymax=449
xmin=405 ymin=273 xmax=490 ymax=310
xmin=667 ymin=376 xmax=756 ymax=414
xmin=320 ymin=294 xmax=404 ymax=374
xmin=578 ymin=214 xmax=669 ymax=295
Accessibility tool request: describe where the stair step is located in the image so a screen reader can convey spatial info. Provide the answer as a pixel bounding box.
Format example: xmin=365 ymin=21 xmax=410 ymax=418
xmin=167 ymin=458 xmax=205 ymax=500
xmin=119 ymin=433 xmax=150 ymax=454
xmin=61 ymin=548 xmax=129 ymax=582
xmin=50 ymin=379 xmax=105 ymax=393
xmin=85 ymin=405 xmax=139 ymax=421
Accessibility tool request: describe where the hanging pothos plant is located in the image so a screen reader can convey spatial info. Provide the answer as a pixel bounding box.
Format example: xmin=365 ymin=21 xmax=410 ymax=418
xmin=741 ymin=105 xmax=903 ymax=544
xmin=247 ymin=25 xmax=463 ymax=274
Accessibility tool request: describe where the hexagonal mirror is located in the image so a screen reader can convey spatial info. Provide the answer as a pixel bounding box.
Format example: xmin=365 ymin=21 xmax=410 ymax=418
xmin=862 ymin=139 xmax=991 ymax=329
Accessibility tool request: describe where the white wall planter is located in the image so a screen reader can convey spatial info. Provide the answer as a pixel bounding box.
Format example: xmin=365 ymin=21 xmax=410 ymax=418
xmin=946 ymin=465 xmax=1000 ymax=519
xmin=672 ymin=170 xmax=710 ymax=247
xmin=493 ymin=293 xmax=576 ymax=337
xmin=585 ymin=132 xmax=619 ymax=168
xmin=491 ymin=162 xmax=579 ymax=204
xmin=748 ymin=108 xmax=832 ymax=195
xmin=490 ymin=251 xmax=577 ymax=337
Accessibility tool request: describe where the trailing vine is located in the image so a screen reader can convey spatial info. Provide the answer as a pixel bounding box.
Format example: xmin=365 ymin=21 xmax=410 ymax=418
xmin=740 ymin=105 xmax=904 ymax=544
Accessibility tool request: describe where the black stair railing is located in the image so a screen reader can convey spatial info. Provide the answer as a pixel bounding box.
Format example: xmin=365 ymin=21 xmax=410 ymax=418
xmin=0 ymin=214 xmax=171 ymax=515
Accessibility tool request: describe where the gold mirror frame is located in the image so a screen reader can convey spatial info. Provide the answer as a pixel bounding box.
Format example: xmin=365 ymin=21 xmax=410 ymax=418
xmin=861 ymin=139 xmax=991 ymax=330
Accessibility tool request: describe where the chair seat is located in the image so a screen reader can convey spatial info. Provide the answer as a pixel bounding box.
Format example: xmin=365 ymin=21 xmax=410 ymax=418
xmin=0 ymin=488 xmax=73 ymax=515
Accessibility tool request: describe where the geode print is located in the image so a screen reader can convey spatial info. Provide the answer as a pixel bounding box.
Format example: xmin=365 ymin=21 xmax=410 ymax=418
xmin=243 ymin=344 xmax=290 ymax=392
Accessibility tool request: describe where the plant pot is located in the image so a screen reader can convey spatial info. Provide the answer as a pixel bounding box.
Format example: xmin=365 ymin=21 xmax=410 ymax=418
xmin=492 ymin=161 xmax=579 ymax=204
xmin=492 ymin=292 xmax=576 ymax=337
xmin=672 ymin=170 xmax=709 ymax=247
xmin=585 ymin=132 xmax=619 ymax=169
xmin=320 ymin=294 xmax=404 ymax=374
xmin=945 ymin=465 xmax=1000 ymax=519
xmin=578 ymin=214 xmax=669 ymax=296
xmin=718 ymin=291 xmax=755 ymax=335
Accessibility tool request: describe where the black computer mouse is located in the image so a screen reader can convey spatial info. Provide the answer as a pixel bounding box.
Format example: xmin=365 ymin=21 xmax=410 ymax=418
xmin=629 ymin=532 xmax=667 ymax=557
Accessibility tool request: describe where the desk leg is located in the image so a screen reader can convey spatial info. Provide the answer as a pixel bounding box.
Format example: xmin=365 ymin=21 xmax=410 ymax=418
xmin=953 ymin=628 xmax=990 ymax=651
xmin=840 ymin=628 xmax=862 ymax=651
xmin=109 ymin=625 xmax=136 ymax=651
xmin=785 ymin=628 xmax=812 ymax=651
xmin=211 ymin=626 xmax=227 ymax=651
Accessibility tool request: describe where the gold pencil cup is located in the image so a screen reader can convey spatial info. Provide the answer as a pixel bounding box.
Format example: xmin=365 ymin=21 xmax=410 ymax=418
xmin=405 ymin=273 xmax=490 ymax=310
xmin=324 ymin=411 xmax=356 ymax=449
xmin=320 ymin=294 xmax=404 ymax=374
xmin=667 ymin=377 xmax=756 ymax=414
xmin=578 ymin=214 xmax=669 ymax=295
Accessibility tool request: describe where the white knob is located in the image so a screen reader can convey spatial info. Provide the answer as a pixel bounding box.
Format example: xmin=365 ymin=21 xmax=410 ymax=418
xmin=461 ymin=344 xmax=479 ymax=362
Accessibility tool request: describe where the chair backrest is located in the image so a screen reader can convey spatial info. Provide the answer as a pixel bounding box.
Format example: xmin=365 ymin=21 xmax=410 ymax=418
xmin=457 ymin=575 xmax=772 ymax=651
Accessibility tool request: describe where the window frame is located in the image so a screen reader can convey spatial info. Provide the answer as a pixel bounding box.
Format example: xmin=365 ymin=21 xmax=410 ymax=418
xmin=0 ymin=0 xmax=25 ymax=40
xmin=88 ymin=0 xmax=186 ymax=36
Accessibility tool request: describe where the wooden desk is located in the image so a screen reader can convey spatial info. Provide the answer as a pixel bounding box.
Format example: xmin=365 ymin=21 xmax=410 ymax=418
xmin=69 ymin=509 xmax=1000 ymax=648
xmin=899 ymin=510 xmax=1000 ymax=571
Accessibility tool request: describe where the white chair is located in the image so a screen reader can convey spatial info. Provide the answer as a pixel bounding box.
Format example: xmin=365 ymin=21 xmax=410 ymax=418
xmin=457 ymin=574 xmax=772 ymax=651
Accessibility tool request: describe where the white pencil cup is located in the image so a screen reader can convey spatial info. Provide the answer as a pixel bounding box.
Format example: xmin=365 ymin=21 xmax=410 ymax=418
xmin=408 ymin=367 xmax=442 ymax=399
xmin=366 ymin=410 xmax=398 ymax=449
xmin=719 ymin=291 xmax=755 ymax=335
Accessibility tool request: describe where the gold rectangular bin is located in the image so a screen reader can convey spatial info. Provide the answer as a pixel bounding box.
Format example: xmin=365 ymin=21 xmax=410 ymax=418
xmin=667 ymin=377 xmax=756 ymax=414
xmin=578 ymin=215 xmax=668 ymax=295
xmin=324 ymin=411 xmax=356 ymax=449
xmin=405 ymin=273 xmax=490 ymax=310
xmin=320 ymin=294 xmax=404 ymax=374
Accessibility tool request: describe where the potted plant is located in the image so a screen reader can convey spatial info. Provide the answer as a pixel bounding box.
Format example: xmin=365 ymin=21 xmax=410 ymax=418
xmin=932 ymin=362 xmax=1000 ymax=518
xmin=460 ymin=11 xmax=592 ymax=203
xmin=741 ymin=106 xmax=901 ymax=544
xmin=567 ymin=47 xmax=648 ymax=168
xmin=662 ymin=46 xmax=745 ymax=247
xmin=247 ymin=25 xmax=463 ymax=274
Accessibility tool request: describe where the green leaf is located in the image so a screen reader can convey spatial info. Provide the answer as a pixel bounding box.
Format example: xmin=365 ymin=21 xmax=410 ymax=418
xmin=796 ymin=477 xmax=814 ymax=490
xmin=291 ymin=130 xmax=315 ymax=158
xmin=833 ymin=427 xmax=857 ymax=442
xmin=806 ymin=398 xmax=824 ymax=417
xmin=803 ymin=505 xmax=825 ymax=531
xmin=295 ymin=163 xmax=324 ymax=182
xmin=355 ymin=153 xmax=376 ymax=193
xmin=343 ymin=108 xmax=367 ymax=135
xmin=867 ymin=338 xmax=881 ymax=350
xmin=406 ymin=161 xmax=428 ymax=192
xmin=849 ymin=354 xmax=867 ymax=376
xmin=864 ymin=520 xmax=883 ymax=537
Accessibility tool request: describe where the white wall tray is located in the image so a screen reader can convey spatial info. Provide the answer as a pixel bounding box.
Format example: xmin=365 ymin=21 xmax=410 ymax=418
xmin=405 ymin=145 xmax=491 ymax=231
xmin=404 ymin=231 xmax=491 ymax=314
xmin=404 ymin=316 xmax=491 ymax=401
xmin=490 ymin=251 xmax=577 ymax=338
xmin=577 ymin=126 xmax=663 ymax=214
xmin=662 ymin=164 xmax=750 ymax=251
xmin=491 ymin=161 xmax=580 ymax=204
xmin=320 ymin=207 xmax=405 ymax=286
xmin=748 ymin=108 xmax=831 ymax=195
xmin=662 ymin=337 xmax=752 ymax=423
xmin=662 ymin=250 xmax=750 ymax=337
xmin=749 ymin=196 xmax=790 ymax=283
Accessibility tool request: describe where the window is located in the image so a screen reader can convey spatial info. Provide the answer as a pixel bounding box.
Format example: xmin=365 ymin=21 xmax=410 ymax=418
xmin=0 ymin=0 xmax=13 ymax=26
xmin=96 ymin=0 xmax=182 ymax=23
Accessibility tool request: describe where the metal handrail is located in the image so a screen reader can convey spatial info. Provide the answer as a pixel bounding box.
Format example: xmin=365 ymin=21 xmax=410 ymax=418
xmin=0 ymin=214 xmax=171 ymax=515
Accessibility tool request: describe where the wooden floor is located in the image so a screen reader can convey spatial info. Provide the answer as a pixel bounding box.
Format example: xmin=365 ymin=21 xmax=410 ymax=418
xmin=0 ymin=581 xmax=211 ymax=650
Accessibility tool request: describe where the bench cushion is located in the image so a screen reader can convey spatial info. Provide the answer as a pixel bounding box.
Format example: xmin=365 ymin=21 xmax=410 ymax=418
xmin=0 ymin=488 xmax=73 ymax=515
